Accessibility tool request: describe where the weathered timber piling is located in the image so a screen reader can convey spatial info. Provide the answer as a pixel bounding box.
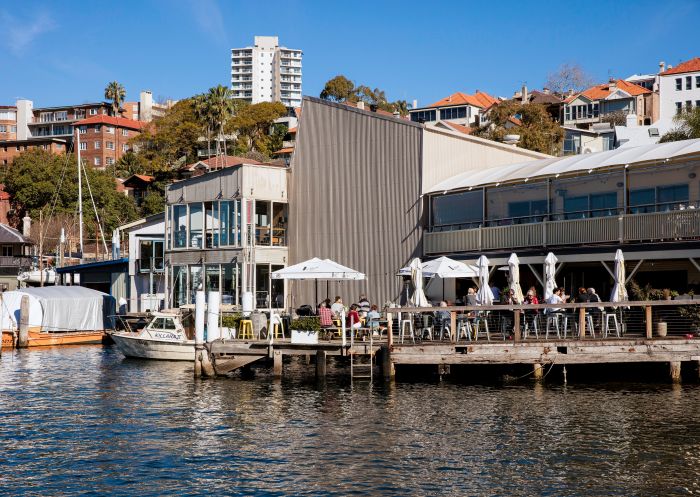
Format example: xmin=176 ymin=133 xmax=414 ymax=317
xmin=194 ymin=291 xmax=214 ymax=378
xmin=315 ymin=350 xmax=327 ymax=378
xmin=273 ymin=350 xmax=282 ymax=378
xmin=670 ymin=361 xmax=682 ymax=383
xmin=380 ymin=345 xmax=395 ymax=380
xmin=18 ymin=294 xmax=30 ymax=348
xmin=533 ymin=363 xmax=544 ymax=381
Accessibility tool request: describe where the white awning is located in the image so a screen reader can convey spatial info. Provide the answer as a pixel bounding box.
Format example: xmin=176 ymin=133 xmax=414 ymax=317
xmin=427 ymin=138 xmax=700 ymax=193
xmin=271 ymin=257 xmax=365 ymax=280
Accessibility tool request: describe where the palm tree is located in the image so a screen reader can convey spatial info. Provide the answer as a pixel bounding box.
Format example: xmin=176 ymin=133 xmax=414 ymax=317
xmin=104 ymin=81 xmax=126 ymax=116
xmin=192 ymin=94 xmax=213 ymax=159
xmin=205 ymin=85 xmax=235 ymax=161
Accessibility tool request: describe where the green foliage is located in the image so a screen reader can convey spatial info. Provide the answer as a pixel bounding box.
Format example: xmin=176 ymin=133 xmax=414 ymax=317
xmin=104 ymin=81 xmax=126 ymax=115
xmin=319 ymin=75 xmax=408 ymax=115
xmin=473 ymin=101 xmax=563 ymax=155
xmin=140 ymin=190 xmax=165 ymax=217
xmin=320 ymin=75 xmax=355 ymax=102
xmin=109 ymin=151 xmax=147 ymax=178
xmin=4 ymin=149 xmax=138 ymax=234
xmin=290 ymin=316 xmax=321 ymax=331
xmin=228 ymin=101 xmax=287 ymax=156
xmin=628 ymin=281 xmax=679 ymax=301
xmin=660 ymin=107 xmax=700 ymax=142
xmin=221 ymin=313 xmax=242 ymax=329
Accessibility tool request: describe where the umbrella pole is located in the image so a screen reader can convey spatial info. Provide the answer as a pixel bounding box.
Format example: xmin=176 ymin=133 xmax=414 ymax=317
xmin=315 ymin=280 xmax=318 ymax=306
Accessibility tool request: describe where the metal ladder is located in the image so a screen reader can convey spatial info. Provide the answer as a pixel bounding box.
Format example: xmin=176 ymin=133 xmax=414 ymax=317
xmin=350 ymin=330 xmax=374 ymax=381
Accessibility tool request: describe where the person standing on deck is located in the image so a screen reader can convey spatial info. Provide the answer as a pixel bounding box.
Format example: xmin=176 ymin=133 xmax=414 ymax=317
xmin=358 ymin=295 xmax=371 ymax=317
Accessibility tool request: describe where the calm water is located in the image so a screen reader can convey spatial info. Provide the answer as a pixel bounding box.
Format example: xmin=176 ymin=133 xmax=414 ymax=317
xmin=1 ymin=346 xmax=699 ymax=496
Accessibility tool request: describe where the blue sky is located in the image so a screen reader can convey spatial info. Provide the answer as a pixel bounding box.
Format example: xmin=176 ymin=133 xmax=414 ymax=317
xmin=1 ymin=0 xmax=699 ymax=108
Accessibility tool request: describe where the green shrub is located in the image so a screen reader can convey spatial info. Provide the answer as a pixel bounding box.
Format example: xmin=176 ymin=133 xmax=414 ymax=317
xmin=221 ymin=313 xmax=242 ymax=329
xmin=290 ymin=316 xmax=321 ymax=331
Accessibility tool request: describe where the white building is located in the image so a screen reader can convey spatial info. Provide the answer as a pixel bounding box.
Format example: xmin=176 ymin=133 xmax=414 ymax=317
xmin=659 ymin=58 xmax=700 ymax=121
xmin=230 ymin=36 xmax=303 ymax=108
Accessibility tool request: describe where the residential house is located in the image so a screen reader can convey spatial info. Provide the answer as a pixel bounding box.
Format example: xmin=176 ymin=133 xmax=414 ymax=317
xmin=562 ymin=123 xmax=615 ymax=154
xmin=562 ymin=79 xmax=652 ymax=128
xmin=0 ymin=223 xmax=33 ymax=291
xmin=179 ymin=155 xmax=268 ymax=179
xmin=658 ymin=57 xmax=700 ymax=121
xmin=409 ymin=91 xmax=499 ymax=126
xmin=122 ymin=174 xmax=155 ymax=207
xmin=74 ymin=115 xmax=146 ymax=169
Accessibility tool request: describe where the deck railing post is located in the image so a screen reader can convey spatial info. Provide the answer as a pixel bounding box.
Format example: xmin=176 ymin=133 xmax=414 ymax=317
xmin=578 ymin=307 xmax=586 ymax=340
xmin=450 ymin=311 xmax=456 ymax=343
xmin=386 ymin=311 xmax=393 ymax=348
xmin=513 ymin=309 xmax=521 ymax=342
xmin=645 ymin=305 xmax=653 ymax=339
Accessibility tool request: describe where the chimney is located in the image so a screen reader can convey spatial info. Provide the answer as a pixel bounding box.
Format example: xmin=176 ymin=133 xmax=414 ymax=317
xmin=521 ymin=84 xmax=528 ymax=104
xmin=626 ymin=114 xmax=638 ymax=128
xmin=659 ymin=61 xmax=666 ymax=73
xmin=356 ymin=101 xmax=365 ymax=110
xmin=568 ymin=88 xmax=575 ymax=97
xmin=542 ymin=87 xmax=550 ymax=95
xmin=609 ymin=80 xmax=617 ymax=90
xmin=412 ymin=99 xmax=418 ymax=109
xmin=667 ymin=64 xmax=673 ymax=70
xmin=22 ymin=215 xmax=31 ymax=238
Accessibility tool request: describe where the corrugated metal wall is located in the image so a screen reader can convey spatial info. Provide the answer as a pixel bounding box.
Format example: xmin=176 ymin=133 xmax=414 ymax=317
xmin=166 ymin=167 xmax=242 ymax=204
xmin=288 ymin=97 xmax=423 ymax=307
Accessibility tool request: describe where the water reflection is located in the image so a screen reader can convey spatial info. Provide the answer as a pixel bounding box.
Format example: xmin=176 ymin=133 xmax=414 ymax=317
xmin=1 ymin=346 xmax=699 ymax=496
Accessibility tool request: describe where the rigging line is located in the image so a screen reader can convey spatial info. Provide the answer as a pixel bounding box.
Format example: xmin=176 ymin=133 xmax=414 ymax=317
xmin=80 ymin=160 xmax=109 ymax=255
xmin=41 ymin=138 xmax=75 ymax=242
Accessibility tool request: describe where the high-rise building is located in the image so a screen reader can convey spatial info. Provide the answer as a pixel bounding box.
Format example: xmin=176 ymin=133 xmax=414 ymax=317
xmin=230 ymin=36 xmax=302 ymax=108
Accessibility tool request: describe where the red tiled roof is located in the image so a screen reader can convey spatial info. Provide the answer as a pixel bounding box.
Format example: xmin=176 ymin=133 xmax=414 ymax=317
xmin=565 ymin=79 xmax=651 ymax=103
xmin=74 ymin=115 xmax=146 ymax=130
xmin=288 ymin=127 xmax=297 ymax=134
xmin=660 ymin=57 xmax=700 ymax=76
xmin=181 ymin=155 xmax=265 ymax=171
xmin=272 ymin=147 xmax=294 ymax=155
xmin=134 ymin=174 xmax=154 ymax=182
xmin=443 ymin=121 xmax=475 ymax=135
xmin=429 ymin=91 xmax=499 ymax=109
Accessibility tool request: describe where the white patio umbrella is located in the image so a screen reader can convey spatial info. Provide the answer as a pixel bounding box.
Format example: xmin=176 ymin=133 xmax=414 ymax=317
xmin=610 ymin=249 xmax=628 ymax=302
xmin=544 ymin=252 xmax=558 ymax=301
xmin=507 ymin=253 xmax=524 ymax=304
xmin=476 ymin=255 xmax=493 ymax=305
xmin=272 ymin=257 xmax=365 ymax=304
xmin=398 ymin=256 xmax=479 ymax=278
xmin=408 ymin=258 xmax=429 ymax=307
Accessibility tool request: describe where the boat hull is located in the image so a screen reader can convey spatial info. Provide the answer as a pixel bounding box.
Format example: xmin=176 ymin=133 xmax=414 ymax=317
xmin=111 ymin=333 xmax=195 ymax=361
xmin=2 ymin=329 xmax=106 ymax=348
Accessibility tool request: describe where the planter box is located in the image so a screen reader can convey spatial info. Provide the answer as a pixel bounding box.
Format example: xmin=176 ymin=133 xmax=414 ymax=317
xmin=291 ymin=329 xmax=319 ymax=345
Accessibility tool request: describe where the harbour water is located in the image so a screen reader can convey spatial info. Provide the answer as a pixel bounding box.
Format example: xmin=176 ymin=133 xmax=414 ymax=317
xmin=1 ymin=346 xmax=699 ymax=496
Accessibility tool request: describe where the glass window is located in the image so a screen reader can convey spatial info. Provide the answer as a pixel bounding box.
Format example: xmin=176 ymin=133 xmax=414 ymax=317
xmin=271 ymin=264 xmax=284 ymax=308
xmin=222 ymin=263 xmax=240 ymax=306
xmin=219 ymin=201 xmax=230 ymax=246
xmin=172 ymin=266 xmax=187 ymax=307
xmin=696 ymin=76 xmax=700 ymax=88
xmin=629 ymin=188 xmax=655 ymax=214
xmin=687 ymin=76 xmax=692 ymax=90
xmin=189 ymin=265 xmax=202 ymax=304
xmin=431 ymin=190 xmax=483 ymax=229
xmin=188 ymin=203 xmax=203 ymax=248
xmin=657 ymin=184 xmax=689 ymax=210
xmin=255 ymin=264 xmax=271 ymax=308
xmin=676 ymin=102 xmax=683 ymax=114
xmin=564 ymin=107 xmax=571 ymax=120
xmin=173 ymin=205 xmax=187 ymax=248
xmin=205 ymin=265 xmax=220 ymax=294
xmin=272 ymin=203 xmax=287 ymax=246
xmin=255 ymin=201 xmax=271 ymax=245
xmin=563 ymin=195 xmax=588 ymax=219
xmin=590 ymin=192 xmax=617 ymax=217
xmin=676 ymin=78 xmax=682 ymax=90
xmin=205 ymin=202 xmax=219 ymax=248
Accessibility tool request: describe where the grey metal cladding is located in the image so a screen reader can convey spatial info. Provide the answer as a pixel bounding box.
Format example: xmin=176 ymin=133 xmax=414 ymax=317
xmin=166 ymin=167 xmax=242 ymax=204
xmin=288 ymin=97 xmax=423 ymax=306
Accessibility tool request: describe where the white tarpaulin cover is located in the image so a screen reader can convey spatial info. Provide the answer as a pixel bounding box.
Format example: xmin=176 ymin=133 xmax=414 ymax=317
xmin=20 ymin=286 xmax=115 ymax=331
xmin=271 ymin=258 xmax=365 ymax=280
xmin=0 ymin=291 xmax=43 ymax=331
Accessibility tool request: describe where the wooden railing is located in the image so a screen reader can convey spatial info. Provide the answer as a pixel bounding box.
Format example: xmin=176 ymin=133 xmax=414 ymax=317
xmin=425 ymin=209 xmax=700 ymax=254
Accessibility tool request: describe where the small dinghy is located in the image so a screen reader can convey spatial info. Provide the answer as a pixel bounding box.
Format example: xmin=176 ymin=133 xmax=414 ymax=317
xmin=111 ymin=311 xmax=195 ymax=361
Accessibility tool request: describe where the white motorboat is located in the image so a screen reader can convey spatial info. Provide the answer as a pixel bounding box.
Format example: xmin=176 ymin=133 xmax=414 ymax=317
xmin=111 ymin=311 xmax=195 ymax=361
xmin=17 ymin=267 xmax=56 ymax=285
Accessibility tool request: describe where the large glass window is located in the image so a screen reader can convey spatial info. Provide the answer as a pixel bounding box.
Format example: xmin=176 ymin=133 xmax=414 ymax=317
xmin=255 ymin=201 xmax=271 ymax=245
xmin=658 ymin=184 xmax=689 ymax=211
xmin=410 ymin=110 xmax=437 ymax=123
xmin=431 ymin=190 xmax=483 ymax=230
xmin=629 ymin=188 xmax=656 ymax=214
xmin=439 ymin=107 xmax=467 ymax=120
xmin=189 ymin=266 xmax=203 ymax=304
xmin=172 ymin=266 xmax=187 ymax=307
xmin=255 ymin=264 xmax=270 ymax=308
xmin=271 ymin=265 xmax=284 ymax=308
xmin=222 ymin=263 xmax=240 ymax=306
xmin=173 ymin=205 xmax=187 ymax=248
xmin=487 ymin=183 xmax=547 ymax=226
xmin=188 ymin=203 xmax=203 ymax=248
xmin=563 ymin=196 xmax=589 ymax=219
xmin=590 ymin=192 xmax=618 ymax=217
xmin=139 ymin=240 xmax=164 ymax=272
xmin=219 ymin=201 xmax=230 ymax=246
xmin=205 ymin=265 xmax=220 ymax=294
xmin=272 ymin=203 xmax=287 ymax=246
xmin=205 ymin=202 xmax=219 ymax=248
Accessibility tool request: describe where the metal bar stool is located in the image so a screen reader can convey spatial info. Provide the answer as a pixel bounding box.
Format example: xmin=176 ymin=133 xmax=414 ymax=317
xmin=239 ymin=319 xmax=254 ymax=340
xmin=400 ymin=314 xmax=415 ymax=344
xmin=457 ymin=316 xmax=472 ymax=342
xmin=545 ymin=313 xmax=562 ymax=339
xmin=603 ymin=311 xmax=621 ymax=338
xmin=473 ymin=313 xmax=490 ymax=341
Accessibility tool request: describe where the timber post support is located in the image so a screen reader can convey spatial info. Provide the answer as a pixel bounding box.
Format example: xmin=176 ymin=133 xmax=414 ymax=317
xmin=273 ymin=350 xmax=282 ymax=378
xmin=381 ymin=345 xmax=395 ymax=381
xmin=513 ymin=310 xmax=521 ymax=342
xmin=578 ymin=308 xmax=586 ymax=340
xmin=670 ymin=361 xmax=682 ymax=383
xmin=533 ymin=363 xmax=544 ymax=381
xmin=18 ymin=294 xmax=29 ymax=348
xmin=645 ymin=306 xmax=653 ymax=339
xmin=315 ymin=350 xmax=327 ymax=378
xmin=450 ymin=311 xmax=456 ymax=344
xmin=387 ymin=311 xmax=393 ymax=348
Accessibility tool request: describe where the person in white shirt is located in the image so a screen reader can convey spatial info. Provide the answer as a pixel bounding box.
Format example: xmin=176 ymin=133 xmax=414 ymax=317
xmin=546 ymin=288 xmax=564 ymax=314
xmin=331 ymin=296 xmax=344 ymax=318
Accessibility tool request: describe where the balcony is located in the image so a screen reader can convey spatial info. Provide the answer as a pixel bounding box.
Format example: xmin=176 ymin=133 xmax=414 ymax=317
xmin=424 ymin=209 xmax=700 ymax=255
xmin=0 ymin=255 xmax=32 ymax=268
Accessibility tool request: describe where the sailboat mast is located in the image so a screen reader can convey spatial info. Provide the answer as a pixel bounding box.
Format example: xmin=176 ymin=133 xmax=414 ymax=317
xmin=75 ymin=129 xmax=84 ymax=257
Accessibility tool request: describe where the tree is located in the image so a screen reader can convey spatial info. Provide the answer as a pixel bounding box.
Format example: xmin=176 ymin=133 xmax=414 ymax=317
xmin=601 ymin=110 xmax=628 ymax=127
xmin=473 ymin=102 xmax=564 ymax=155
xmin=660 ymin=107 xmax=700 ymax=142
xmin=392 ymin=100 xmax=410 ymax=117
xmin=104 ymin=81 xmax=126 ymax=116
xmin=109 ymin=151 xmax=147 ymax=178
xmin=205 ymin=85 xmax=236 ymax=156
xmin=4 ymin=149 xmax=137 ymax=235
xmin=320 ymin=75 xmax=355 ymax=102
xmin=545 ymin=63 xmax=594 ymax=96
xmin=140 ymin=190 xmax=165 ymax=217
xmin=228 ymin=101 xmax=287 ymax=156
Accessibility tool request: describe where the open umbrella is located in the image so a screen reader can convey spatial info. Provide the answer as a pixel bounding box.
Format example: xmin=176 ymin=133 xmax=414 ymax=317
xmin=272 ymin=257 xmax=365 ymax=305
xmin=398 ymin=256 xmax=479 ymax=278
xmin=610 ymin=249 xmax=628 ymax=302
xmin=544 ymin=252 xmax=558 ymax=301
xmin=476 ymin=255 xmax=493 ymax=305
xmin=408 ymin=258 xmax=429 ymax=307
xmin=507 ymin=253 xmax=524 ymax=304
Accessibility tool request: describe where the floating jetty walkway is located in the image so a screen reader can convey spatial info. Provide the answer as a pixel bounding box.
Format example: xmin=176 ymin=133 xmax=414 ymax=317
xmin=196 ymin=300 xmax=700 ymax=383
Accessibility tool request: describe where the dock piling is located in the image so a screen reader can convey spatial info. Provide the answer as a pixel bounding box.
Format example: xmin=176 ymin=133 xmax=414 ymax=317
xmin=533 ymin=363 xmax=544 ymax=381
xmin=315 ymin=350 xmax=327 ymax=378
xmin=194 ymin=290 xmax=215 ymax=378
xmin=273 ymin=350 xmax=282 ymax=378
xmin=380 ymin=345 xmax=395 ymax=380
xmin=670 ymin=361 xmax=682 ymax=383
xmin=18 ymin=294 xmax=29 ymax=348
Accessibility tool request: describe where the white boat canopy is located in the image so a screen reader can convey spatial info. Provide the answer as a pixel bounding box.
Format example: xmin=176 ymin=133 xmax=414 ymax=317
xmin=398 ymin=256 xmax=479 ymax=278
xmin=427 ymin=138 xmax=700 ymax=194
xmin=20 ymin=286 xmax=116 ymax=332
xmin=271 ymin=257 xmax=365 ymax=280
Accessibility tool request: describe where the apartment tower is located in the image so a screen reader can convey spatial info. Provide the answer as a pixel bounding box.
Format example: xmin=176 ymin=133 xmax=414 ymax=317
xmin=230 ymin=36 xmax=302 ymax=108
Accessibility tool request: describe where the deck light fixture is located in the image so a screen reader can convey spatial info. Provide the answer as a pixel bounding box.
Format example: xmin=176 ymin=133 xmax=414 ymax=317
xmin=690 ymin=172 xmax=697 ymax=179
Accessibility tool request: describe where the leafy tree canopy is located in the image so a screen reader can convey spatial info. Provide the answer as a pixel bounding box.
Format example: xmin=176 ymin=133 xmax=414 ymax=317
xmin=660 ymin=107 xmax=700 ymax=142
xmin=473 ymin=102 xmax=563 ymax=155
xmin=319 ymin=75 xmax=410 ymax=116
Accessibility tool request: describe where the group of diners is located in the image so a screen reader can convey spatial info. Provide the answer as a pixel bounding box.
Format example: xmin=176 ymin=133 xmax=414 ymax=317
xmin=316 ymin=295 xmax=383 ymax=336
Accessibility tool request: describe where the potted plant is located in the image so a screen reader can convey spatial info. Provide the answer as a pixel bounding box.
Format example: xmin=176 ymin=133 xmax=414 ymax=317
xmin=221 ymin=313 xmax=242 ymax=339
xmin=290 ymin=316 xmax=321 ymax=344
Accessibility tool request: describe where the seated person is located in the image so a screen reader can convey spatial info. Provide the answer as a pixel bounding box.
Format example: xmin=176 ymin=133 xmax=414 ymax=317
xmin=346 ymin=304 xmax=362 ymax=331
xmin=545 ymin=288 xmax=564 ymax=314
xmin=434 ymin=301 xmax=450 ymax=324
xmin=358 ymin=295 xmax=371 ymax=317
xmin=318 ymin=302 xmax=334 ymax=328
xmin=331 ymin=296 xmax=344 ymax=318
xmin=367 ymin=304 xmax=381 ymax=336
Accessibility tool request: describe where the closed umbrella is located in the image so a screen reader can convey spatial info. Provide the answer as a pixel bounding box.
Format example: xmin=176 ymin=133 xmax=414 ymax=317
xmin=507 ymin=253 xmax=524 ymax=304
xmin=610 ymin=249 xmax=628 ymax=302
xmin=409 ymin=258 xmax=429 ymax=307
xmin=398 ymin=256 xmax=479 ymax=278
xmin=544 ymin=252 xmax=558 ymax=301
xmin=476 ymin=255 xmax=493 ymax=305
